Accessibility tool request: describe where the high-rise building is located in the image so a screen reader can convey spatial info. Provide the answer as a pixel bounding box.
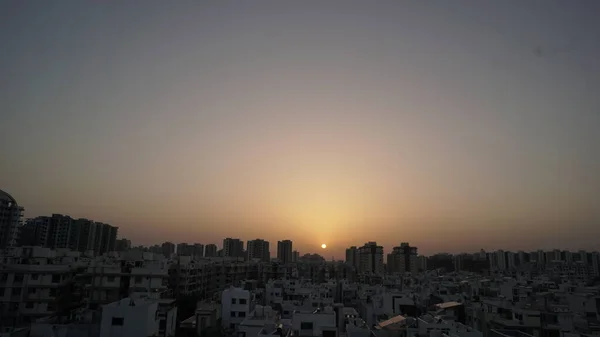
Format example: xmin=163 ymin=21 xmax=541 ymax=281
xmin=223 ymin=238 xmax=244 ymax=258
xmin=177 ymin=243 xmax=194 ymax=256
xmin=75 ymin=218 xmax=97 ymax=253
xmin=246 ymin=239 xmax=270 ymax=262
xmin=192 ymin=243 xmax=204 ymax=258
xmin=161 ymin=241 xmax=175 ymax=257
xmin=0 ymin=189 xmax=23 ymax=252
xmin=345 ymin=246 xmax=359 ymax=269
xmin=277 ymin=240 xmax=293 ymax=264
xmin=387 ymin=243 xmax=418 ymax=274
xmin=205 ymin=244 xmax=217 ymax=257
xmin=358 ymin=242 xmax=384 ymax=275
xmin=292 ymin=250 xmax=300 ymax=262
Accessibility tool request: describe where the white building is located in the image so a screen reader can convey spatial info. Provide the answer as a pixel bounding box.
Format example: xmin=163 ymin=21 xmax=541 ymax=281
xmin=221 ymin=286 xmax=252 ymax=330
xmin=100 ymin=296 xmax=177 ymax=337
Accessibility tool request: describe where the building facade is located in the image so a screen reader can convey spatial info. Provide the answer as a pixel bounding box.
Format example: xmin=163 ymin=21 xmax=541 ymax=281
xmin=277 ymin=240 xmax=293 ymax=264
xmin=247 ymin=239 xmax=270 ymax=262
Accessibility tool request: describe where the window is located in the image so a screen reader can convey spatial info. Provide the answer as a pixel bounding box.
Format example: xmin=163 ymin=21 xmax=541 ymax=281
xmin=323 ymin=330 xmax=336 ymax=337
xmin=239 ymin=298 xmax=247 ymax=304
xmin=112 ymin=317 xmax=124 ymax=326
xmin=28 ymin=288 xmax=35 ymax=294
xmin=238 ymin=311 xmax=246 ymax=317
xmin=12 ymin=288 xmax=21 ymax=295
xmin=231 ymin=312 xmax=236 ymax=317
xmin=107 ymin=276 xmax=115 ymax=282
xmin=135 ymin=276 xmax=142 ymax=283
xmin=30 ymin=274 xmax=39 ymax=280
xmin=231 ymin=298 xmax=236 ymax=304
xmin=14 ymin=274 xmax=24 ymax=282
xmin=51 ymin=275 xmax=60 ymax=283
xmin=25 ymin=302 xmax=34 ymax=309
xmin=301 ymin=322 xmax=314 ymax=330
xmin=159 ymin=319 xmax=166 ymax=331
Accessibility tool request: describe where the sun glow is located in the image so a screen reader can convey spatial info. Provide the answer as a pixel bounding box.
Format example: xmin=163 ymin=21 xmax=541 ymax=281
xmin=321 ymin=243 xmax=327 ymax=249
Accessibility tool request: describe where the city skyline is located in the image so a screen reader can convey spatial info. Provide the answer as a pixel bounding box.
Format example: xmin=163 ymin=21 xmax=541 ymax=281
xmin=2 ymin=1 xmax=600 ymax=258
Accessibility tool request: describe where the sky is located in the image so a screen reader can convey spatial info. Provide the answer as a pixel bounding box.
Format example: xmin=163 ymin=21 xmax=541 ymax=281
xmin=1 ymin=1 xmax=599 ymax=258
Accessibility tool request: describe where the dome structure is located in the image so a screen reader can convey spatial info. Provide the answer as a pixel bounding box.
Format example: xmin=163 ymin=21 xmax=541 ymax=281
xmin=0 ymin=189 xmax=17 ymax=205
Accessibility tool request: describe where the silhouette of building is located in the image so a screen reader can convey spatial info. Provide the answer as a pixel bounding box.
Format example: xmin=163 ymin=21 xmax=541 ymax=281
xmin=358 ymin=242 xmax=384 ymax=275
xmin=246 ymin=239 xmax=270 ymax=262
xmin=223 ymin=238 xmax=244 ymax=258
xmin=345 ymin=246 xmax=359 ymax=269
xmin=205 ymin=244 xmax=217 ymax=257
xmin=387 ymin=242 xmax=418 ymax=274
xmin=277 ymin=240 xmax=293 ymax=264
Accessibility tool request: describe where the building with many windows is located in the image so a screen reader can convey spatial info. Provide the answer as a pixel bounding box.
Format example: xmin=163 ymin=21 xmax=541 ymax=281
xmin=277 ymin=240 xmax=293 ymax=264
xmin=246 ymin=239 xmax=270 ymax=262
xmin=358 ymin=242 xmax=384 ymax=275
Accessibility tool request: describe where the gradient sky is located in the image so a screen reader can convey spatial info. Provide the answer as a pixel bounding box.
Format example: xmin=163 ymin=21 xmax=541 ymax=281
xmin=1 ymin=1 xmax=599 ymax=258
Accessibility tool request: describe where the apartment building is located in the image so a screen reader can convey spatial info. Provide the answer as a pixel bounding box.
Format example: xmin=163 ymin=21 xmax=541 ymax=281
xmin=387 ymin=243 xmax=418 ymax=274
xmin=20 ymin=215 xmax=117 ymax=255
xmin=277 ymin=240 xmax=293 ymax=264
xmin=358 ymin=242 xmax=384 ymax=275
xmin=224 ymin=238 xmax=245 ymax=258
xmin=0 ymin=246 xmax=85 ymax=327
xmin=247 ymin=239 xmax=270 ymax=262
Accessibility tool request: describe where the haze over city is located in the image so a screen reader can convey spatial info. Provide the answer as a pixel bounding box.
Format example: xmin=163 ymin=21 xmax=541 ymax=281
xmin=1 ymin=1 xmax=599 ymax=258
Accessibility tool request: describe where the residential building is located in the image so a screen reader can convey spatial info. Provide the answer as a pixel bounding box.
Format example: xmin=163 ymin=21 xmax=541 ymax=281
xmin=247 ymin=239 xmax=270 ymax=262
xmin=99 ymin=295 xmax=177 ymax=337
xmin=205 ymin=244 xmax=217 ymax=257
xmin=277 ymin=240 xmax=293 ymax=264
xmin=223 ymin=238 xmax=244 ymax=258
xmin=387 ymin=242 xmax=418 ymax=274
xmin=221 ymin=286 xmax=251 ymax=330
xmin=346 ymin=246 xmax=359 ymax=269
xmin=358 ymin=242 xmax=384 ymax=275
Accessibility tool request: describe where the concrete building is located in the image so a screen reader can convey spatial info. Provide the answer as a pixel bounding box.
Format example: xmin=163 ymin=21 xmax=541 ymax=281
xmin=358 ymin=242 xmax=384 ymax=275
xmin=346 ymin=246 xmax=360 ymax=269
xmin=100 ymin=295 xmax=177 ymax=337
xmin=221 ymin=286 xmax=251 ymax=330
xmin=0 ymin=189 xmax=24 ymax=252
xmin=205 ymin=244 xmax=217 ymax=257
xmin=19 ymin=214 xmax=116 ymax=255
xmin=192 ymin=243 xmax=205 ymax=258
xmin=277 ymin=240 xmax=293 ymax=264
xmin=293 ymin=250 xmax=300 ymax=262
xmin=223 ymin=238 xmax=244 ymax=258
xmin=247 ymin=239 xmax=270 ymax=262
xmin=387 ymin=243 xmax=418 ymax=274
xmin=0 ymin=246 xmax=84 ymax=327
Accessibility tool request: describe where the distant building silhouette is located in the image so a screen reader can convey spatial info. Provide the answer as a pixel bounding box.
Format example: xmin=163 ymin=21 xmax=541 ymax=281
xmin=277 ymin=240 xmax=293 ymax=264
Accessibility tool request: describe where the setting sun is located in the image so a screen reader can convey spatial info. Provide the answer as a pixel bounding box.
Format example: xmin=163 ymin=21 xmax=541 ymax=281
xmin=321 ymin=244 xmax=327 ymax=249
